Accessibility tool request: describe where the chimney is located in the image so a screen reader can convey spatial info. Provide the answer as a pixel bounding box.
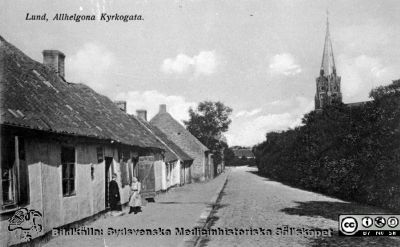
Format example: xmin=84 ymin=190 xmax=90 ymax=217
xmin=159 ymin=104 xmax=167 ymax=113
xmin=136 ymin=110 xmax=147 ymax=121
xmin=114 ymin=101 xmax=127 ymax=113
xmin=43 ymin=50 xmax=65 ymax=78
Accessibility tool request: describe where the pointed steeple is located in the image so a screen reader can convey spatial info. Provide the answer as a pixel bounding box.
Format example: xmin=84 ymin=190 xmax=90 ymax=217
xmin=315 ymin=11 xmax=342 ymax=110
xmin=320 ymin=11 xmax=336 ymax=77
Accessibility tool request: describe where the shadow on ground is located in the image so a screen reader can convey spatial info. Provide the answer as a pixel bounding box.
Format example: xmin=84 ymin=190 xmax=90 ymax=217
xmin=196 ymin=191 xmax=229 ymax=247
xmin=156 ymin=201 xmax=209 ymax=205
xmin=248 ymin=169 xmax=396 ymax=214
xmin=248 ymin=169 xmax=400 ymax=246
xmin=308 ymin=229 xmax=400 ymax=247
xmin=281 ymin=200 xmax=390 ymax=221
xmin=246 ymin=169 xmax=263 ymax=175
xmin=281 ymin=201 xmax=399 ymax=247
xmin=196 ymin=214 xmax=220 ymax=247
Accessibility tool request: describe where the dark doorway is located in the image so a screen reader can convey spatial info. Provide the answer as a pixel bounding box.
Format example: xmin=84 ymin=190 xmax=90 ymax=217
xmin=104 ymin=157 xmax=113 ymax=208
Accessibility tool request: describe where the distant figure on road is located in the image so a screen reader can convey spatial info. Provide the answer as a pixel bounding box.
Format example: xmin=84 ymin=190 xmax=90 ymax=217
xmin=129 ymin=177 xmax=142 ymax=214
xmin=109 ymin=173 xmax=122 ymax=212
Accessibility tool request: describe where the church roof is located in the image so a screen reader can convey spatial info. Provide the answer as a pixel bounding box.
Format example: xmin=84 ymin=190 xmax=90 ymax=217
xmin=346 ymin=101 xmax=371 ymax=108
xmin=320 ymin=13 xmax=336 ymax=77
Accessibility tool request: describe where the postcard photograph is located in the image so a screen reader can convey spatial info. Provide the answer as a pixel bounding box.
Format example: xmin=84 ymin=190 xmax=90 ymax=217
xmin=0 ymin=0 xmax=400 ymax=246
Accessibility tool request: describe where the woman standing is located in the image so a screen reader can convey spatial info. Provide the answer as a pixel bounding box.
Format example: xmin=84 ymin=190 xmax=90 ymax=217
xmin=109 ymin=173 xmax=122 ymax=212
xmin=129 ymin=177 xmax=142 ymax=214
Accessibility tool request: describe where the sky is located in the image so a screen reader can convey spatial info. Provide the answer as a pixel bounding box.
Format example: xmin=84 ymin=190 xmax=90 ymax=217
xmin=1 ymin=0 xmax=400 ymax=146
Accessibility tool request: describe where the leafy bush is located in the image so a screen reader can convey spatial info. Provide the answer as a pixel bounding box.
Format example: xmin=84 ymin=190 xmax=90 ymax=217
xmin=254 ymin=81 xmax=400 ymax=210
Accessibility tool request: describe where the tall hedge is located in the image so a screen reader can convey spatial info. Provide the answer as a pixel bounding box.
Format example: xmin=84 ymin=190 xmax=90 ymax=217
xmin=254 ymin=81 xmax=400 ymax=209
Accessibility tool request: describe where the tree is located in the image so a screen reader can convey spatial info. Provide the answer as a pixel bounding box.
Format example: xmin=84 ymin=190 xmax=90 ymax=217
xmin=184 ymin=101 xmax=233 ymax=164
xmin=223 ymin=147 xmax=236 ymax=166
xmin=253 ymin=80 xmax=400 ymax=210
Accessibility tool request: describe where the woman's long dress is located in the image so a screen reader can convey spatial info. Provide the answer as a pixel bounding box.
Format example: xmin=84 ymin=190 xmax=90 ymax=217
xmin=129 ymin=182 xmax=142 ymax=207
xmin=109 ymin=180 xmax=122 ymax=211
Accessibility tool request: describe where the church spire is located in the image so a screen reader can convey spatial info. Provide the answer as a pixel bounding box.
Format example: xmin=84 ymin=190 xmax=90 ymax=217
xmin=315 ymin=11 xmax=342 ymax=110
xmin=320 ymin=10 xmax=336 ymax=77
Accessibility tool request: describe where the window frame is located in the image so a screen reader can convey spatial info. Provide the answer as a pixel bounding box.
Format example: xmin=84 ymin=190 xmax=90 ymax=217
xmin=96 ymin=146 xmax=104 ymax=163
xmin=61 ymin=146 xmax=76 ymax=197
xmin=1 ymin=135 xmax=29 ymax=210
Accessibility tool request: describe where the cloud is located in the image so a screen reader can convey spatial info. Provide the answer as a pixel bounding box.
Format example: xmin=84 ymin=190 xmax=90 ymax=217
xmin=269 ymin=53 xmax=301 ymax=76
xmin=227 ymin=97 xmax=313 ymax=146
xmin=227 ymin=113 xmax=297 ymax=147
xmin=235 ymin=108 xmax=262 ymax=118
xmin=161 ymin=50 xmax=218 ymax=76
xmin=193 ymin=51 xmax=218 ymax=75
xmin=334 ymin=21 xmax=400 ymax=102
xmin=262 ymin=96 xmax=313 ymax=115
xmin=337 ymin=54 xmax=397 ymax=102
xmin=161 ymin=54 xmax=192 ymax=74
xmin=67 ymin=43 xmax=116 ymax=94
xmin=337 ymin=23 xmax=391 ymax=55
xmin=114 ymin=90 xmax=196 ymax=123
xmin=89 ymin=0 xmax=112 ymax=18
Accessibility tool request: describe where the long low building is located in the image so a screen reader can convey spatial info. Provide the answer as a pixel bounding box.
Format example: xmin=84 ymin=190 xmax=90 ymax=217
xmin=134 ymin=110 xmax=194 ymax=188
xmin=0 ymin=36 xmax=168 ymax=246
xmin=150 ymin=104 xmax=214 ymax=182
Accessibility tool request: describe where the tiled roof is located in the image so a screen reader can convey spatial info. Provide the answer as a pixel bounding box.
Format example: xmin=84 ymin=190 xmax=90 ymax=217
xmin=346 ymin=101 xmax=371 ymax=108
xmin=134 ymin=116 xmax=193 ymax=163
xmin=150 ymin=111 xmax=209 ymax=153
xmin=233 ymin=149 xmax=255 ymax=158
xmin=0 ymin=36 xmax=164 ymax=149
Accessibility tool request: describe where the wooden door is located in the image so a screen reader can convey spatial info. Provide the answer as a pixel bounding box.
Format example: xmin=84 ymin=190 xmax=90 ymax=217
xmin=137 ymin=156 xmax=155 ymax=199
xmin=104 ymin=157 xmax=113 ymax=208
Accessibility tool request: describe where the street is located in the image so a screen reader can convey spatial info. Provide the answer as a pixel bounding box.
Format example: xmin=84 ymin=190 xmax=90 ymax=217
xmin=43 ymin=172 xmax=228 ymax=247
xmin=200 ymin=166 xmax=400 ymax=247
xmin=42 ymin=166 xmax=400 ymax=247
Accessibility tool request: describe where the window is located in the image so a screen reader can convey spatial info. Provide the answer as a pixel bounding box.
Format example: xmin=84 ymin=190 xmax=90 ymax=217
xmin=1 ymin=136 xmax=29 ymax=208
xmin=128 ymin=161 xmax=133 ymax=184
xmin=19 ymin=137 xmax=25 ymax=161
xmin=117 ymin=149 xmax=131 ymax=186
xmin=2 ymin=136 xmax=16 ymax=206
xmin=319 ymin=93 xmax=325 ymax=107
xmin=166 ymin=163 xmax=169 ymax=180
xmin=91 ymin=164 xmax=95 ymax=181
xmin=122 ymin=150 xmax=130 ymax=163
xmin=61 ymin=146 xmax=75 ymax=197
xmin=118 ymin=149 xmax=122 ymax=162
xmin=96 ymin=146 xmax=104 ymax=163
xmin=17 ymin=137 xmax=29 ymax=205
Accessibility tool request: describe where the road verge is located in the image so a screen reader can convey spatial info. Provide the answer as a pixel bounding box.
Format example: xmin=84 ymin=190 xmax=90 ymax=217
xmin=179 ymin=169 xmax=230 ymax=247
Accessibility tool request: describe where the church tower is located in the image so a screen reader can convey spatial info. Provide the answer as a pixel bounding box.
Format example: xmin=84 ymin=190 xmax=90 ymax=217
xmin=315 ymin=13 xmax=342 ymax=110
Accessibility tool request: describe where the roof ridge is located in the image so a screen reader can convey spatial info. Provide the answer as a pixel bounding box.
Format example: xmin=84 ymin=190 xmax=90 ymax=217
xmin=135 ymin=116 xmax=180 ymax=162
xmin=150 ymin=111 xmax=209 ymax=151
xmin=150 ymin=123 xmax=193 ymax=161
xmin=2 ymin=37 xmax=165 ymax=150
